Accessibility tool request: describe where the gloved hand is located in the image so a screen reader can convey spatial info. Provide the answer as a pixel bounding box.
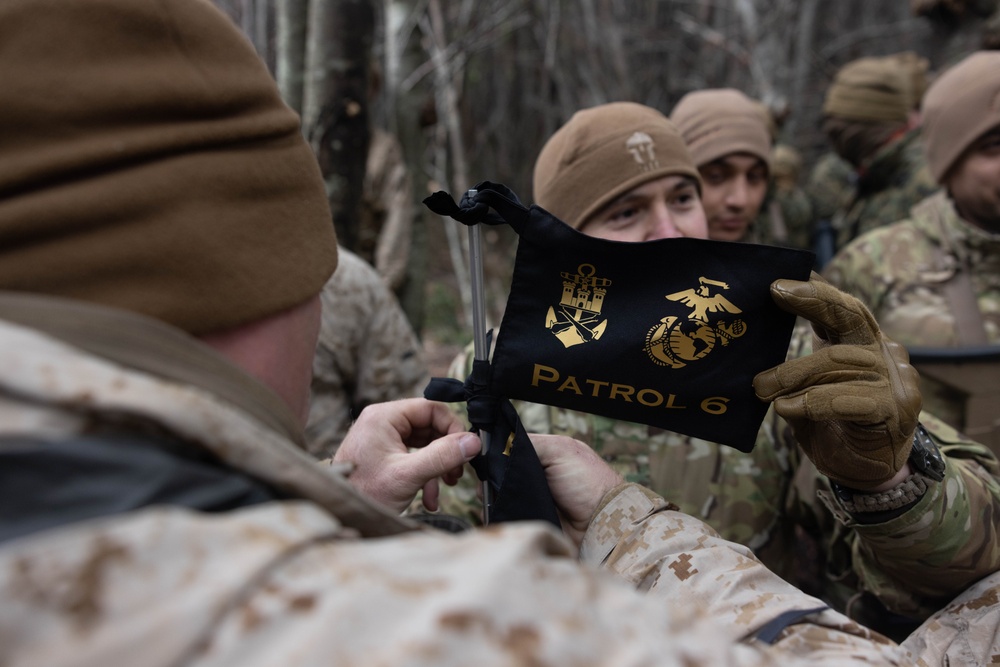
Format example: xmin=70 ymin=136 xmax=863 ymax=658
xmin=753 ymin=274 xmax=922 ymax=490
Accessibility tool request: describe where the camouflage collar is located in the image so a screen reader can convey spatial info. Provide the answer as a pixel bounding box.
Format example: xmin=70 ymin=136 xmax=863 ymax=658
xmin=0 ymin=292 xmax=304 ymax=446
xmin=857 ymin=127 xmax=922 ymax=193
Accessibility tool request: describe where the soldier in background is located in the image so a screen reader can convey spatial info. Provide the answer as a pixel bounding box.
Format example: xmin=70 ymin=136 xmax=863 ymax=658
xmin=768 ymin=144 xmax=815 ymax=250
xmin=805 ymin=150 xmax=855 ymax=266
xmin=305 ymin=247 xmax=429 ymax=458
xmin=669 ymin=88 xmax=772 ymax=245
xmin=441 ymin=101 xmax=1000 ymax=642
xmin=823 ymin=50 xmax=1000 ymax=450
xmin=820 ymin=54 xmax=939 ymax=248
xmin=0 ymin=2 xmax=941 ymax=662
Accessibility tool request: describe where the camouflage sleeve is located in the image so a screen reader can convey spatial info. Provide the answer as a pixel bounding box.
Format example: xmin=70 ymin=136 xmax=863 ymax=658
xmin=3 ymin=498 xmax=908 ymax=666
xmin=581 ymin=484 xmax=900 ymax=664
xmin=898 ymin=570 xmax=1000 ymax=665
xmin=353 ymin=279 xmax=428 ymax=407
xmin=833 ymin=412 xmax=1000 ymax=619
xmin=821 ymin=227 xmax=894 ymax=308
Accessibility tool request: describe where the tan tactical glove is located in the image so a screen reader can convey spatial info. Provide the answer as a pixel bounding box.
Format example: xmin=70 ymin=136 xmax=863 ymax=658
xmin=753 ymin=275 xmax=922 ymax=490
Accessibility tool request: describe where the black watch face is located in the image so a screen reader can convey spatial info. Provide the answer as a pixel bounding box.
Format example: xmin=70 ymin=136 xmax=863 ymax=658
xmin=912 ymin=424 xmax=946 ymax=482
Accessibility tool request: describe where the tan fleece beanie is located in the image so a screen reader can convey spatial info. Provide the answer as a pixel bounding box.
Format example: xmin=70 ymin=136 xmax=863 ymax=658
xmin=771 ymin=145 xmax=803 ymax=190
xmin=533 ymin=102 xmax=701 ymax=229
xmin=890 ymin=51 xmax=930 ymax=110
xmin=823 ymin=56 xmax=912 ymax=123
xmin=921 ymin=50 xmax=1000 ymax=183
xmin=0 ymin=0 xmax=338 ymax=335
xmin=670 ymin=89 xmax=773 ymax=170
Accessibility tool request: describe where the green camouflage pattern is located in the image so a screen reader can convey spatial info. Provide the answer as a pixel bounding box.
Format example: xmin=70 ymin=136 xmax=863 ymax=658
xmin=805 ymin=151 xmax=855 ymax=222
xmin=431 ymin=328 xmax=1000 ymax=639
xmin=823 ymin=191 xmax=1000 ymax=428
xmin=807 ymin=411 xmax=1000 ymax=626
xmin=753 ymin=185 xmax=814 ymax=250
xmin=831 ymin=128 xmax=939 ymax=248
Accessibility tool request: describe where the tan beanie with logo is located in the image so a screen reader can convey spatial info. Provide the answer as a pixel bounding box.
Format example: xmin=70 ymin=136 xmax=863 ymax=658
xmin=822 ymin=56 xmax=912 ymax=123
xmin=921 ymin=50 xmax=1000 ymax=183
xmin=0 ymin=0 xmax=338 ymax=335
xmin=532 ymin=102 xmax=701 ymax=229
xmin=669 ymin=89 xmax=773 ymax=170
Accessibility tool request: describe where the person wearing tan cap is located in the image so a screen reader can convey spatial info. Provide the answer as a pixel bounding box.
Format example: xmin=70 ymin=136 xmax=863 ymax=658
xmin=531 ymin=101 xmax=707 ymax=242
xmin=0 ymin=1 xmax=956 ymax=665
xmin=443 ymin=100 xmax=1000 ymax=646
xmin=820 ymin=54 xmax=940 ymax=249
xmin=669 ymin=89 xmax=773 ymax=244
xmin=824 ymin=50 xmax=1000 ymax=448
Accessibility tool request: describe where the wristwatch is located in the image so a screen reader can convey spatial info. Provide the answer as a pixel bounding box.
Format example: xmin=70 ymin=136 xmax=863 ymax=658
xmin=908 ymin=423 xmax=947 ymax=482
xmin=832 ymin=424 xmax=946 ymax=514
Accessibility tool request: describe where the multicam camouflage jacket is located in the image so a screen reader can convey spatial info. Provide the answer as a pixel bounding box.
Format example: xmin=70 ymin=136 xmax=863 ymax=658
xmin=752 ymin=186 xmax=814 ymax=250
xmin=441 ymin=331 xmax=1000 ymax=640
xmin=305 ymin=247 xmax=429 ymax=459
xmin=806 ymin=151 xmax=855 ymax=223
xmin=0 ymin=304 xmax=914 ymax=667
xmin=832 ymin=128 xmax=940 ymax=249
xmin=824 ymin=191 xmax=1000 ymax=430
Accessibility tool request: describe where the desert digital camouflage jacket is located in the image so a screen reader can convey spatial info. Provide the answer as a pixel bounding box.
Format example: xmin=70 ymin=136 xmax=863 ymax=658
xmin=443 ymin=331 xmax=1000 ymax=637
xmin=824 ymin=190 xmax=1000 ymax=427
xmin=0 ymin=302 xmax=916 ymax=667
xmin=832 ymin=129 xmax=940 ymax=249
xmin=305 ymin=247 xmax=428 ymax=458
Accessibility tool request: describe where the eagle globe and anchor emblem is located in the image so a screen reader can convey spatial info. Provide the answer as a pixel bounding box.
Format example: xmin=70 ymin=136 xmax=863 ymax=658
xmin=545 ymin=263 xmax=611 ymax=348
xmin=645 ymin=277 xmax=748 ymax=368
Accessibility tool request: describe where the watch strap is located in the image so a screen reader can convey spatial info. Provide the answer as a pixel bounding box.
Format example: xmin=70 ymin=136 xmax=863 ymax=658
xmin=834 ymin=472 xmax=931 ymax=513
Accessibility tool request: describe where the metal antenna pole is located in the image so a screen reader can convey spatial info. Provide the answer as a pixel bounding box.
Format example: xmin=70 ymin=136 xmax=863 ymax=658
xmin=466 ymin=189 xmax=492 ymax=524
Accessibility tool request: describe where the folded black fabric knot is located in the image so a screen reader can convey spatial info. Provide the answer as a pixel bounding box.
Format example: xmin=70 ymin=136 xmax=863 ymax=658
xmin=423 ymin=181 xmax=530 ymax=228
xmin=423 ymin=359 xmax=497 ymax=433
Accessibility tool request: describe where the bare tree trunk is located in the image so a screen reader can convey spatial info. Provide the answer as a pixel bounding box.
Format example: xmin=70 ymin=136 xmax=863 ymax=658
xmin=424 ymin=0 xmax=473 ymax=327
xmin=303 ymin=0 xmax=375 ymax=247
xmin=253 ymin=0 xmax=272 ymax=72
xmin=275 ymin=0 xmax=308 ymax=114
xmin=787 ymin=0 xmax=820 ymax=138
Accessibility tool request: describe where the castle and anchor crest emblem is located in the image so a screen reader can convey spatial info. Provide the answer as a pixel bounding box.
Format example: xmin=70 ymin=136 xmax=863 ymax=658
xmin=545 ymin=263 xmax=611 ymax=348
xmin=645 ymin=276 xmax=747 ymax=368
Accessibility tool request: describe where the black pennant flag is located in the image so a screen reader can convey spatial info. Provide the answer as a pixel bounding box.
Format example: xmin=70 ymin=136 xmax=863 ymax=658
xmin=424 ymin=182 xmax=814 ymax=522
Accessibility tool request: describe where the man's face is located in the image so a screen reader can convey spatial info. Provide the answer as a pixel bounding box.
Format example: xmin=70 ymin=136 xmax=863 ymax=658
xmin=946 ymin=127 xmax=1000 ymax=234
xmin=698 ymin=154 xmax=769 ymax=242
xmin=579 ymin=175 xmax=708 ymax=242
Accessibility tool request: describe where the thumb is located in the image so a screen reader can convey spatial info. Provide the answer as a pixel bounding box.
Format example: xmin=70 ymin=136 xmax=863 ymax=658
xmin=399 ymin=432 xmax=480 ymax=487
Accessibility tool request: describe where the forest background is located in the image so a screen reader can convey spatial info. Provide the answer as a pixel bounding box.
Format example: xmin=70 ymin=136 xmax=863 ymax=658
xmin=212 ymin=0 xmax=999 ymax=372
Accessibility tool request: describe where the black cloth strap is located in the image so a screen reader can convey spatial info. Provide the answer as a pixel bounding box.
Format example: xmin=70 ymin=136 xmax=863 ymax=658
xmin=424 ymin=356 xmax=560 ymax=527
xmin=752 ymin=605 xmax=829 ymax=644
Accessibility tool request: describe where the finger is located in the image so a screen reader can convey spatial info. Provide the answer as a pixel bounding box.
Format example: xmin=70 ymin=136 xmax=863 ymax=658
xmin=422 ymin=479 xmax=440 ymax=512
xmin=530 ymin=433 xmax=599 ymax=469
xmin=397 ymin=432 xmax=480 ymax=490
xmin=770 ymin=383 xmax=891 ymax=425
xmin=769 ymin=278 xmax=880 ymax=346
xmin=385 ymin=399 xmax=467 ymax=444
xmin=753 ymin=345 xmax=881 ymax=401
xmin=442 ymin=465 xmax=465 ymax=486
